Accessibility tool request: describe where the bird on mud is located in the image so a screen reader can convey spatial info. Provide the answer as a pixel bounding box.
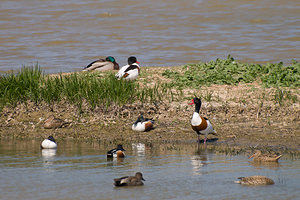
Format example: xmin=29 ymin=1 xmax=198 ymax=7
xmin=189 ymin=97 xmax=217 ymax=144
xmin=83 ymin=56 xmax=119 ymax=72
xmin=44 ymin=115 xmax=67 ymax=129
xmin=115 ymin=56 xmax=140 ymax=81
xmin=249 ymin=150 xmax=282 ymax=162
xmin=235 ymin=175 xmax=274 ymax=185
xmin=132 ymin=114 xmax=155 ymax=132
xmin=113 ymin=172 xmax=145 ymax=187
xmin=107 ymin=144 xmax=126 ymax=158
xmin=41 ymin=136 xmax=57 ymax=149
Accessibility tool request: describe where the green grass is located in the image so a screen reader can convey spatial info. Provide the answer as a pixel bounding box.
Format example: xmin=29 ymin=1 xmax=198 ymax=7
xmin=162 ymin=55 xmax=300 ymax=88
xmin=0 ymin=65 xmax=173 ymax=112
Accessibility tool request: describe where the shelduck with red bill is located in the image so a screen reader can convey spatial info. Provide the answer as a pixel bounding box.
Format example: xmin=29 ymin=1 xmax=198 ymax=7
xmin=189 ymin=97 xmax=217 ymax=144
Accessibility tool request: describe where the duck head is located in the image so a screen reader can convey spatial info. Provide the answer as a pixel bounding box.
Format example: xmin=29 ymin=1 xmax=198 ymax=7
xmin=117 ymin=144 xmax=126 ymax=151
xmin=48 ymin=136 xmax=56 ymax=143
xmin=135 ymin=172 xmax=145 ymax=181
xmin=128 ymin=56 xmax=139 ymax=65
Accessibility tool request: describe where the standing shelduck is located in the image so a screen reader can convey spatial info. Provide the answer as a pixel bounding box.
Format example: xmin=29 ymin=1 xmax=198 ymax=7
xmin=132 ymin=115 xmax=155 ymax=132
xmin=107 ymin=144 xmax=126 ymax=158
xmin=189 ymin=97 xmax=217 ymax=144
xmin=115 ymin=56 xmax=140 ymax=80
xmin=83 ymin=56 xmax=119 ymax=72
xmin=41 ymin=136 xmax=57 ymax=149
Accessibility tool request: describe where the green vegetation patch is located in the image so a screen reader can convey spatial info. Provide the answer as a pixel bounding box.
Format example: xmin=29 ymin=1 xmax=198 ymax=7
xmin=162 ymin=55 xmax=300 ymax=88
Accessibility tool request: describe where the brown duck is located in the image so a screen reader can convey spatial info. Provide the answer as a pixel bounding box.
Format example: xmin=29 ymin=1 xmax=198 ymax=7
xmin=249 ymin=150 xmax=282 ymax=162
xmin=44 ymin=115 xmax=67 ymax=129
xmin=114 ymin=172 xmax=145 ymax=187
xmin=235 ymin=176 xmax=274 ymax=185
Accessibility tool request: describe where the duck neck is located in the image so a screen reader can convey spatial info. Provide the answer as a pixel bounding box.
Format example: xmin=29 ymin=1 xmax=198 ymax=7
xmin=194 ymin=103 xmax=201 ymax=114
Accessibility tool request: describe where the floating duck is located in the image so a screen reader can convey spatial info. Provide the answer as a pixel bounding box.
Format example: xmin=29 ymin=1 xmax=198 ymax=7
xmin=41 ymin=136 xmax=57 ymax=149
xmin=114 ymin=172 xmax=145 ymax=187
xmin=249 ymin=150 xmax=282 ymax=162
xmin=115 ymin=56 xmax=140 ymax=80
xmin=132 ymin=115 xmax=155 ymax=132
xmin=83 ymin=56 xmax=119 ymax=71
xmin=107 ymin=144 xmax=126 ymax=158
xmin=189 ymin=97 xmax=217 ymax=144
xmin=44 ymin=115 xmax=66 ymax=129
xmin=235 ymin=176 xmax=274 ymax=185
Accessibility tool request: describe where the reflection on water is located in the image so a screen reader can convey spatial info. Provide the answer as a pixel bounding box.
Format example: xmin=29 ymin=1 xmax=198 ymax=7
xmin=0 ymin=139 xmax=300 ymax=200
xmin=0 ymin=0 xmax=299 ymax=74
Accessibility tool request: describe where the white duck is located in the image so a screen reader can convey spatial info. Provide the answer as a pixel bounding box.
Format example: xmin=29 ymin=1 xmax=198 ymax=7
xmin=41 ymin=136 xmax=57 ymax=149
xmin=132 ymin=115 xmax=155 ymax=132
xmin=115 ymin=56 xmax=140 ymax=80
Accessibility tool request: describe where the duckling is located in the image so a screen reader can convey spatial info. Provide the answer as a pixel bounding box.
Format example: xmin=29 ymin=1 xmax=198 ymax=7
xmin=83 ymin=56 xmax=119 ymax=71
xmin=249 ymin=150 xmax=282 ymax=162
xmin=115 ymin=56 xmax=140 ymax=80
xmin=41 ymin=136 xmax=57 ymax=149
xmin=132 ymin=115 xmax=155 ymax=132
xmin=107 ymin=144 xmax=126 ymax=158
xmin=114 ymin=172 xmax=145 ymax=187
xmin=235 ymin=176 xmax=274 ymax=185
xmin=189 ymin=97 xmax=217 ymax=144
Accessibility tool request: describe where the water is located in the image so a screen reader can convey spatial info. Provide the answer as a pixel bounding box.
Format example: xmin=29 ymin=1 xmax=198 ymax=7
xmin=0 ymin=139 xmax=299 ymax=200
xmin=0 ymin=0 xmax=299 ymax=74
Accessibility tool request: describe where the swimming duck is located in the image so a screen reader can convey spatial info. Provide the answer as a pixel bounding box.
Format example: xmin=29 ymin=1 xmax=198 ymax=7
xmin=249 ymin=150 xmax=282 ymax=162
xmin=83 ymin=56 xmax=119 ymax=72
xmin=41 ymin=136 xmax=57 ymax=149
xmin=115 ymin=56 xmax=140 ymax=80
xmin=132 ymin=115 xmax=155 ymax=132
xmin=235 ymin=176 xmax=274 ymax=185
xmin=44 ymin=115 xmax=67 ymax=129
xmin=114 ymin=172 xmax=145 ymax=187
xmin=189 ymin=97 xmax=217 ymax=144
xmin=107 ymin=144 xmax=126 ymax=158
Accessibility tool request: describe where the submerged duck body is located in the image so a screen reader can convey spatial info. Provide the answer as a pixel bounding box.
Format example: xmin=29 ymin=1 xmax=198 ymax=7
xmin=189 ymin=97 xmax=216 ymax=144
xmin=114 ymin=172 xmax=145 ymax=187
xmin=115 ymin=56 xmax=140 ymax=81
xmin=132 ymin=115 xmax=155 ymax=132
xmin=107 ymin=144 xmax=126 ymax=158
xmin=235 ymin=176 xmax=274 ymax=185
xmin=41 ymin=136 xmax=57 ymax=149
xmin=83 ymin=56 xmax=119 ymax=72
xmin=249 ymin=150 xmax=282 ymax=162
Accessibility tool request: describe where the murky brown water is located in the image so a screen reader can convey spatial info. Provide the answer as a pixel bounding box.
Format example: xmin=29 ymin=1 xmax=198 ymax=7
xmin=0 ymin=0 xmax=299 ymax=73
xmin=1 ymin=139 xmax=300 ymax=200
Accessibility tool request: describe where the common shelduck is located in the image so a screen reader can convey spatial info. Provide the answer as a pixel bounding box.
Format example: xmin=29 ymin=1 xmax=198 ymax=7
xmin=44 ymin=115 xmax=67 ymax=129
xmin=41 ymin=136 xmax=57 ymax=149
xmin=114 ymin=172 xmax=145 ymax=187
xmin=132 ymin=115 xmax=155 ymax=132
xmin=115 ymin=56 xmax=140 ymax=80
xmin=189 ymin=97 xmax=216 ymax=144
xmin=107 ymin=144 xmax=126 ymax=158
xmin=249 ymin=150 xmax=282 ymax=162
xmin=83 ymin=56 xmax=119 ymax=71
xmin=235 ymin=176 xmax=274 ymax=185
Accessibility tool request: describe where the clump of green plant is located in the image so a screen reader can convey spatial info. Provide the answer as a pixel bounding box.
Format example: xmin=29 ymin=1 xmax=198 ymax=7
xmin=162 ymin=55 xmax=300 ymax=88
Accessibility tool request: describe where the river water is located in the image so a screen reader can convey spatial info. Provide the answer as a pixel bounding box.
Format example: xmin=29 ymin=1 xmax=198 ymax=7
xmin=0 ymin=139 xmax=299 ymax=200
xmin=0 ymin=0 xmax=299 ymax=74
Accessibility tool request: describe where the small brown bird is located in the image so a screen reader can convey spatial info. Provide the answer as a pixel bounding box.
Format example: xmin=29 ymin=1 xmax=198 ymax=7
xmin=249 ymin=150 xmax=282 ymax=162
xmin=114 ymin=172 xmax=145 ymax=187
xmin=44 ymin=115 xmax=67 ymax=129
xmin=235 ymin=176 xmax=274 ymax=185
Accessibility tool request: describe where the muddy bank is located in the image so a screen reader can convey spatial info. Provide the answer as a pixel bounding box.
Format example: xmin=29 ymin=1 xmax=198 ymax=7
xmin=0 ymin=66 xmax=299 ymax=153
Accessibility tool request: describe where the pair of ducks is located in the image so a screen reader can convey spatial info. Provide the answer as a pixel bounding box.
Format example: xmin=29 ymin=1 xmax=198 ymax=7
xmin=83 ymin=56 xmax=140 ymax=81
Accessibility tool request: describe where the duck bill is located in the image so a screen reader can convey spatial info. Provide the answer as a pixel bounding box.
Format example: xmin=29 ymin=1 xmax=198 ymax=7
xmin=142 ymin=178 xmax=145 ymax=181
xmin=249 ymin=154 xmax=254 ymax=159
xmin=188 ymin=99 xmax=195 ymax=105
xmin=136 ymin=61 xmax=140 ymax=64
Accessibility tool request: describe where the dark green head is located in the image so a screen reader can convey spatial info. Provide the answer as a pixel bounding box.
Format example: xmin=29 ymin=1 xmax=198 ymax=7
xmin=106 ymin=56 xmax=115 ymax=63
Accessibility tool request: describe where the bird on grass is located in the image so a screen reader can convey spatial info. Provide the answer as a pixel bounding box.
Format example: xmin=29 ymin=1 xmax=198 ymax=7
xmin=44 ymin=115 xmax=67 ymax=129
xmin=83 ymin=56 xmax=119 ymax=71
xmin=189 ymin=97 xmax=217 ymax=144
xmin=107 ymin=144 xmax=126 ymax=158
xmin=41 ymin=136 xmax=57 ymax=149
xmin=115 ymin=56 xmax=140 ymax=80
xmin=235 ymin=176 xmax=274 ymax=185
xmin=132 ymin=114 xmax=155 ymax=132
xmin=114 ymin=172 xmax=145 ymax=187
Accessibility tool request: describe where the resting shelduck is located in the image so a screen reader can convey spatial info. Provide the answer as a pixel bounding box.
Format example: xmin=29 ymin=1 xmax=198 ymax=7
xmin=83 ymin=56 xmax=119 ymax=72
xmin=115 ymin=56 xmax=140 ymax=80
xmin=107 ymin=144 xmax=126 ymax=158
xmin=41 ymin=136 xmax=57 ymax=149
xmin=132 ymin=115 xmax=155 ymax=132
xmin=189 ymin=97 xmax=216 ymax=144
